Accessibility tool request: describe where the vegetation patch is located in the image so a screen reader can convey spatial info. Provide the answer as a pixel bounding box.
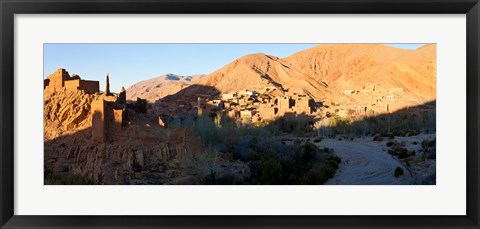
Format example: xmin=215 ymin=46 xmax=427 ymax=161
xmin=407 ymin=130 xmax=420 ymax=136
xmin=386 ymin=141 xmax=395 ymax=147
xmin=373 ymin=135 xmax=384 ymax=141
xmin=394 ymin=167 xmax=404 ymax=177
xmin=44 ymin=170 xmax=96 ymax=185
xmin=422 ymin=139 xmax=436 ymax=148
xmin=249 ymin=142 xmax=341 ymax=185
xmin=388 ymin=147 xmax=415 ymax=159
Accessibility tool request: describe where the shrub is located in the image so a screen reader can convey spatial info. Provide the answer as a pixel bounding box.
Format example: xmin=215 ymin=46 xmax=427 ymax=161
xmin=260 ymin=155 xmax=284 ymax=184
xmin=329 ymin=161 xmax=339 ymax=170
xmin=304 ymin=168 xmax=328 ymax=184
xmin=407 ymin=130 xmax=420 ymax=136
xmin=388 ymin=147 xmax=410 ymax=159
xmin=393 ymin=130 xmax=406 ymax=137
xmin=373 ymin=135 xmax=384 ymax=141
xmin=330 ymin=156 xmax=341 ymax=164
xmin=215 ymin=172 xmax=243 ymax=185
xmin=203 ymin=172 xmax=216 ymax=185
xmin=304 ymin=142 xmax=320 ymax=155
xmin=386 ymin=141 xmax=394 ymax=147
xmin=187 ymin=146 xmax=221 ymax=184
xmin=323 ymin=156 xmax=341 ymax=178
xmin=381 ymin=132 xmax=395 ymax=139
xmin=324 ymin=164 xmax=336 ymax=178
xmin=394 ymin=167 xmax=404 ymax=177
xmin=409 ymin=150 xmax=416 ymax=156
xmin=44 ymin=170 xmax=96 ymax=185
xmin=422 ymin=139 xmax=436 ymax=148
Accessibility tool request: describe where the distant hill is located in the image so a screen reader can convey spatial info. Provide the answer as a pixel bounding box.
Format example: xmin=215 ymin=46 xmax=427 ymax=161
xmin=126 ymin=73 xmax=205 ymax=102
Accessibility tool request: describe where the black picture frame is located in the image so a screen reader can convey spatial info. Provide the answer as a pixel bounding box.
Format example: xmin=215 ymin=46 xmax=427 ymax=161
xmin=1 ymin=0 xmax=479 ymax=228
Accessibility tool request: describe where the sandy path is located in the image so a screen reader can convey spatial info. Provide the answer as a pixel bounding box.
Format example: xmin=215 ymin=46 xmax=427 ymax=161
xmin=316 ymin=138 xmax=413 ymax=185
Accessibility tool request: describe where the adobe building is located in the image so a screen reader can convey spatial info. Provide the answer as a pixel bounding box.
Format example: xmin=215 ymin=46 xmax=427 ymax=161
xmin=118 ymin=86 xmax=126 ymax=104
xmin=134 ymin=98 xmax=147 ymax=113
xmin=44 ymin=68 xmax=99 ymax=94
xmin=92 ymin=97 xmax=127 ymax=143
xmin=293 ymin=95 xmax=313 ymax=114
xmin=258 ymin=103 xmax=275 ymax=120
xmin=91 ymin=74 xmax=128 ymax=143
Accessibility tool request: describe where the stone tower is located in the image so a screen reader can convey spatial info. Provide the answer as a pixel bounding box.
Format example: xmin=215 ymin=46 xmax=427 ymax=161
xmin=105 ymin=73 xmax=111 ymax=95
xmin=119 ymin=86 xmax=126 ymax=104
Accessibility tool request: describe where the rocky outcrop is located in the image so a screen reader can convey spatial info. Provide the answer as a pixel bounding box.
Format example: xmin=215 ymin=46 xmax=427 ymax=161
xmin=45 ymin=132 xmax=201 ymax=184
xmin=44 ymin=89 xmax=98 ymax=140
xmin=44 ymin=88 xmax=248 ymax=184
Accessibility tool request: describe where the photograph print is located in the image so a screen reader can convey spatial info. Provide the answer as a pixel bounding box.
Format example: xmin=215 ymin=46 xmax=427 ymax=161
xmin=43 ymin=43 xmax=436 ymax=185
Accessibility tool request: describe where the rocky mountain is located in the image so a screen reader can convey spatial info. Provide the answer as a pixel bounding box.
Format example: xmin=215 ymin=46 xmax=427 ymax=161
xmin=200 ymin=44 xmax=435 ymax=102
xmin=133 ymin=44 xmax=435 ymax=110
xmin=126 ymin=73 xmax=205 ymax=102
xmin=283 ymin=44 xmax=436 ymax=100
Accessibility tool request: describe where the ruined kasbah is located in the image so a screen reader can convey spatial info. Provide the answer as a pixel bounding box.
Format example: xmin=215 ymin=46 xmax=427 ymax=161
xmin=153 ymin=86 xmax=318 ymax=126
xmin=44 ymin=68 xmax=147 ymax=142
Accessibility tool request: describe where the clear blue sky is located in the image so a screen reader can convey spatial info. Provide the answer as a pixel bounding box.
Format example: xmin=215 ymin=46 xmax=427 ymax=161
xmin=44 ymin=43 xmax=426 ymax=93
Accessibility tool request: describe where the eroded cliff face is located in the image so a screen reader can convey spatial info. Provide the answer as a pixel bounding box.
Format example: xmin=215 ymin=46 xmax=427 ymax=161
xmin=44 ymin=89 xmax=249 ymax=184
xmin=44 ymin=127 xmax=201 ymax=184
xmin=44 ymin=89 xmax=97 ymax=141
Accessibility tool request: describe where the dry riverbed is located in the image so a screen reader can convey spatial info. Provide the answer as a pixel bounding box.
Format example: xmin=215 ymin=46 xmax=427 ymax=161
xmin=312 ymin=133 xmax=436 ymax=185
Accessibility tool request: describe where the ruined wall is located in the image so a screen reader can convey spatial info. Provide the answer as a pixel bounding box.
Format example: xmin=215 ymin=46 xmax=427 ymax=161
xmin=278 ymin=96 xmax=291 ymax=110
xmin=134 ymin=98 xmax=147 ymax=113
xmin=45 ymin=68 xmax=71 ymax=93
xmin=64 ymin=79 xmax=81 ymax=91
xmin=78 ymin=80 xmax=100 ymax=94
xmin=258 ymin=103 xmax=275 ymax=120
xmin=108 ymin=109 xmax=124 ymax=142
xmin=227 ymin=110 xmax=239 ymax=119
xmin=276 ymin=96 xmax=292 ymax=116
xmin=45 ymin=68 xmax=99 ymax=94
xmin=64 ymin=79 xmax=99 ymax=94
xmin=118 ymin=87 xmax=126 ymax=104
xmin=294 ymin=98 xmax=312 ymax=114
xmin=240 ymin=110 xmax=252 ymax=118
xmin=91 ymin=98 xmax=106 ymax=143
xmin=91 ymin=95 xmax=127 ymax=143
